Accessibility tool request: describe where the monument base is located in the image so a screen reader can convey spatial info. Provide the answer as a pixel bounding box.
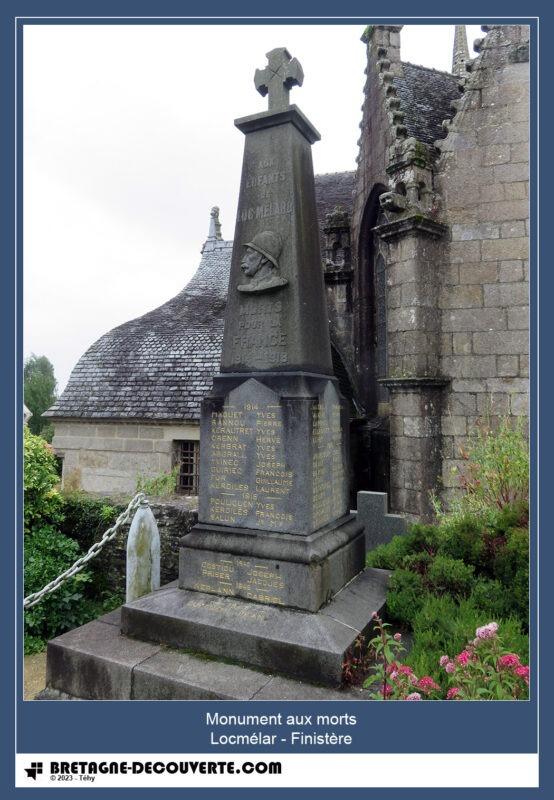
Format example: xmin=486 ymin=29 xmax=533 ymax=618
xmin=121 ymin=568 xmax=389 ymax=686
xmin=39 ymin=603 xmax=369 ymax=701
xmin=179 ymin=513 xmax=365 ymax=612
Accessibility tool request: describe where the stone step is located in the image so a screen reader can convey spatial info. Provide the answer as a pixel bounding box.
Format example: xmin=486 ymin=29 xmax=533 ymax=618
xmin=41 ymin=608 xmax=370 ymax=701
xmin=121 ymin=568 xmax=390 ymax=686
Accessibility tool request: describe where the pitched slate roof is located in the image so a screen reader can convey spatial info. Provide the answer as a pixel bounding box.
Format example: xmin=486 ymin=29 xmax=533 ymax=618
xmin=47 ymin=173 xmax=358 ymax=422
xmin=394 ymin=62 xmax=462 ymax=145
xmin=45 ymin=239 xmax=232 ymax=422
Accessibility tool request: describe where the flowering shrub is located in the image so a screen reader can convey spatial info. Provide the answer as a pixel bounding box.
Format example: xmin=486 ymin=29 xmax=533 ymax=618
xmin=432 ymin=415 xmax=529 ymax=521
xmin=363 ymin=614 xmax=441 ymax=700
xmin=441 ymin=621 xmax=530 ymax=700
xmin=342 ymin=634 xmax=373 ymax=686
xmin=363 ymin=615 xmax=529 ymax=700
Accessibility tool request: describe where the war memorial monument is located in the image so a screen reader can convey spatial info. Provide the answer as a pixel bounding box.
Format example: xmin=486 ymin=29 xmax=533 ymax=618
xmin=43 ymin=48 xmax=389 ymax=699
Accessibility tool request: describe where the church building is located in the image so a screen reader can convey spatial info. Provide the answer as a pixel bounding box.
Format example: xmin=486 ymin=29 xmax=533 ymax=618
xmin=46 ymin=24 xmax=530 ymax=520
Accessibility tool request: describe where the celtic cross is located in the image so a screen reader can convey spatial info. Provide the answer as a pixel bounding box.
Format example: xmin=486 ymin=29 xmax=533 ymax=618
xmin=254 ymin=47 xmax=304 ymax=111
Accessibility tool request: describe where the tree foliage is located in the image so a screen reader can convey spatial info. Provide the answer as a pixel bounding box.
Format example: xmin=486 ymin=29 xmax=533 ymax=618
xmin=23 ymin=353 xmax=57 ymax=439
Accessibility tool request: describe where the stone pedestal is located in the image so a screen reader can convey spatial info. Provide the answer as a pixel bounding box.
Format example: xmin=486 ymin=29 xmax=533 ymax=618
xmin=178 ymin=372 xmax=364 ymax=612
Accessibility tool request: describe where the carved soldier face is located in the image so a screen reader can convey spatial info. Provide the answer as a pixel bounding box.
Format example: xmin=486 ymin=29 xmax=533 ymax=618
xmin=241 ymin=246 xmax=264 ymax=278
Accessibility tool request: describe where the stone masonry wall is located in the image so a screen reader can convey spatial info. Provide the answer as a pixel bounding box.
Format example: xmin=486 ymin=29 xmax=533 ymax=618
xmin=77 ymin=498 xmax=198 ymax=596
xmin=52 ymin=420 xmax=200 ymax=495
xmin=351 ymin=26 xmax=402 ymax=245
xmin=434 ymin=25 xmax=530 ymax=505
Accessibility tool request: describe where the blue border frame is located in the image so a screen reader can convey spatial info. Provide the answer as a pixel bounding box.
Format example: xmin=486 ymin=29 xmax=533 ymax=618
xmin=2 ymin=2 xmax=548 ymax=797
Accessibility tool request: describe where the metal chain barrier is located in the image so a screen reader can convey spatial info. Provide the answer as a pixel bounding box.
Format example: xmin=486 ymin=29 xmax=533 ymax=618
xmin=24 ymin=492 xmax=148 ymax=610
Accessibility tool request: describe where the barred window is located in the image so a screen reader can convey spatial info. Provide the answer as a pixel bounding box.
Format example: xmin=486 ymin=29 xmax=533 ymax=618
xmin=175 ymin=440 xmax=199 ymax=495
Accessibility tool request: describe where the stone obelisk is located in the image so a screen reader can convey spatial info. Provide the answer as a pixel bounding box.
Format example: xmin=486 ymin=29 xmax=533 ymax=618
xmin=179 ymin=48 xmax=365 ymax=612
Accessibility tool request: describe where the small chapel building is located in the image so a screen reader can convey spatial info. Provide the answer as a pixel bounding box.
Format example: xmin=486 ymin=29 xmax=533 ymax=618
xmin=46 ymin=24 xmax=530 ymax=520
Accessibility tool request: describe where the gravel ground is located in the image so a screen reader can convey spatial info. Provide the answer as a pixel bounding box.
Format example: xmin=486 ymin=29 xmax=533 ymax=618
xmin=24 ymin=652 xmax=47 ymax=700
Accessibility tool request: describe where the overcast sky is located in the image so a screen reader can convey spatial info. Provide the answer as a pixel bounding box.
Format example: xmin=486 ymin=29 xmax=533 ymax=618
xmin=23 ymin=23 xmax=482 ymax=392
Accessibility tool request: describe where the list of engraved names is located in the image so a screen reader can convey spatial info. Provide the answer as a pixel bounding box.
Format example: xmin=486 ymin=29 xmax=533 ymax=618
xmin=207 ymin=400 xmax=295 ymax=531
xmin=311 ymin=399 xmax=345 ymax=530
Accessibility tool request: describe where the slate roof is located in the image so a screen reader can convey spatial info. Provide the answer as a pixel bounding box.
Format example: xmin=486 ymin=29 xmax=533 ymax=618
xmin=47 ymin=173 xmax=358 ymax=423
xmin=394 ymin=62 xmax=462 ymax=145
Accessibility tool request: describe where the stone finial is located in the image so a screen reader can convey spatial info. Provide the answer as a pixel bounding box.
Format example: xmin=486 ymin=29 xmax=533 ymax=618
xmin=452 ymin=25 xmax=470 ymax=77
xmin=201 ymin=206 xmax=223 ymax=253
xmin=254 ymin=47 xmax=304 ymax=111
xmin=23 ymin=405 xmax=32 ymax=425
xmin=208 ymin=206 xmax=222 ymax=241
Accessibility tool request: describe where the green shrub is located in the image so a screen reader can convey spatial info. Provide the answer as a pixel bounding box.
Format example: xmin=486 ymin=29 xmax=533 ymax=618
xmin=437 ymin=514 xmax=486 ymax=567
xmin=386 ymin=570 xmax=427 ymax=624
xmin=401 ymin=552 xmax=433 ymax=575
xmin=23 ymin=427 xmax=64 ymax=535
xmin=136 ymin=465 xmax=179 ymax=497
xmin=61 ymin=493 xmax=120 ymax=551
xmin=24 ymin=527 xmax=94 ymax=652
xmin=366 ymin=534 xmax=415 ymax=570
xmin=24 ymin=442 xmax=126 ymax=652
xmin=426 ymin=555 xmax=475 ymax=598
xmin=469 ymin=578 xmax=513 ymax=620
xmin=493 ymin=525 xmax=529 ymax=623
xmin=409 ymin=523 xmax=442 ymax=554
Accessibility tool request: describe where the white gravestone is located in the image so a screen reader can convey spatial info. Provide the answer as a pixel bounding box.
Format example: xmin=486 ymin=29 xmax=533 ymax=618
xmin=126 ymin=502 xmax=160 ymax=603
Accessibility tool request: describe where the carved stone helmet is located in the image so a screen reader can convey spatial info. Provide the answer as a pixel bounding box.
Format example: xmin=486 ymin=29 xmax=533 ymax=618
xmin=244 ymin=231 xmax=283 ymax=270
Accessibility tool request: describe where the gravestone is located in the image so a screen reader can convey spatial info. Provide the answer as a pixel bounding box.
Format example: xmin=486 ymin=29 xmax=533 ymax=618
xmin=356 ymin=491 xmax=407 ymax=553
xmin=121 ymin=48 xmax=388 ymax=686
xmin=126 ymin=501 xmax=160 ymax=603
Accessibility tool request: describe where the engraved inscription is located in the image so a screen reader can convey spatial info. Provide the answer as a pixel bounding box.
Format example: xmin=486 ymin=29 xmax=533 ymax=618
xmin=238 ymin=158 xmax=293 ymax=222
xmin=206 ymin=395 xmax=295 ymax=532
xmin=231 ymin=298 xmax=288 ymax=367
xmin=311 ymin=398 xmax=345 ymax=530
xmin=239 ymin=200 xmax=293 ymax=222
xmin=190 ymin=556 xmax=286 ymax=606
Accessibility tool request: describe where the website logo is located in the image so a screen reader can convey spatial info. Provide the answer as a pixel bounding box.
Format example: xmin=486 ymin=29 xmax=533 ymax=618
xmin=25 ymin=761 xmax=43 ymax=780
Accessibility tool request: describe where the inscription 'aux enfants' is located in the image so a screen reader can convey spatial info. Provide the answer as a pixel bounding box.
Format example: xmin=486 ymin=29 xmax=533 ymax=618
xmin=240 ymin=157 xmax=293 ymax=222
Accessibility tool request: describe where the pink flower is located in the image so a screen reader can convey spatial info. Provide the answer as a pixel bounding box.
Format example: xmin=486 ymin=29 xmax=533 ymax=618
xmin=405 ymin=692 xmax=422 ymax=701
xmin=476 ymin=622 xmax=499 ymax=640
xmin=394 ymin=633 xmax=402 ymax=641
xmin=386 ymin=662 xmax=399 ymax=675
xmin=446 ymin=687 xmax=461 ymax=700
xmin=439 ymin=655 xmax=450 ymax=667
xmin=398 ymin=665 xmax=414 ymax=675
xmin=456 ymin=650 xmax=471 ymax=666
xmin=372 ymin=612 xmax=379 ymax=620
xmin=514 ymin=665 xmax=530 ymax=685
xmin=497 ymin=654 xmax=521 ymax=671
xmin=445 ymin=661 xmax=456 ymax=674
xmin=416 ymin=676 xmax=440 ymax=694
xmin=383 ymin=683 xmax=393 ymax=697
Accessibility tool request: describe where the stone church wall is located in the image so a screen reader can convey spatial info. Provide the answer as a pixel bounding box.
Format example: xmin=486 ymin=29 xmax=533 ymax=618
xmin=434 ymin=25 xmax=530 ymax=506
xmin=53 ymin=420 xmax=200 ymax=495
